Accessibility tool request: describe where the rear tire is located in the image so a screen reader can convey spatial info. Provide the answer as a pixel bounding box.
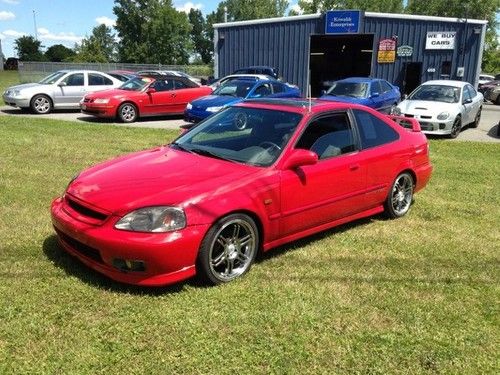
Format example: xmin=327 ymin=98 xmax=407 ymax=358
xmin=30 ymin=94 xmax=52 ymax=114
xmin=384 ymin=172 xmax=414 ymax=219
xmin=117 ymin=103 xmax=138 ymax=123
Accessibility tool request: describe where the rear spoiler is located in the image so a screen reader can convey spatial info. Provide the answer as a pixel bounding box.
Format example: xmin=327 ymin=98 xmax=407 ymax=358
xmin=387 ymin=115 xmax=421 ymax=132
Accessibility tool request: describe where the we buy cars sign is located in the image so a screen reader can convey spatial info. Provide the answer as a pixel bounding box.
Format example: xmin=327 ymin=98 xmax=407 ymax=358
xmin=425 ymin=31 xmax=456 ymax=50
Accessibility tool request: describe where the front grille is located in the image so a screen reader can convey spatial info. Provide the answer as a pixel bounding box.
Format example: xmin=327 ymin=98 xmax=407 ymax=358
xmin=66 ymin=197 xmax=108 ymax=222
xmin=404 ymin=114 xmax=414 ymax=118
xmin=419 ymin=122 xmax=434 ymax=131
xmin=54 ymin=227 xmax=104 ymax=264
xmin=420 ymin=115 xmax=432 ymax=119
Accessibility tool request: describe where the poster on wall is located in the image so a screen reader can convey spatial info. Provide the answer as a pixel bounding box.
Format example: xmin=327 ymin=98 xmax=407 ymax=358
xmin=397 ymin=45 xmax=413 ymax=57
xmin=377 ymin=38 xmax=396 ymax=63
xmin=425 ymin=32 xmax=456 ymax=50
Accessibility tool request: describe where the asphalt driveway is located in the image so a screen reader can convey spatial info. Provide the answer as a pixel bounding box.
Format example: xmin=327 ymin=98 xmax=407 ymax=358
xmin=1 ymin=102 xmax=499 ymax=142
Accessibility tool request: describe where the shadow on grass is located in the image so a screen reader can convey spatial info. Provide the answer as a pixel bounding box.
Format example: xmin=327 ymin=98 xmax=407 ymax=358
xmin=42 ymin=235 xmax=200 ymax=295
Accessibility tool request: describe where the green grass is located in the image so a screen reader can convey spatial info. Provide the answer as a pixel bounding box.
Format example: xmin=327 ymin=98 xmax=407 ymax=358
xmin=0 ymin=70 xmax=21 ymax=94
xmin=0 ymin=116 xmax=499 ymax=374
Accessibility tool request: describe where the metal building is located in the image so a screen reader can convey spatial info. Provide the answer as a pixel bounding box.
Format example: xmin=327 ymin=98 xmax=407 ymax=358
xmin=213 ymin=11 xmax=487 ymax=96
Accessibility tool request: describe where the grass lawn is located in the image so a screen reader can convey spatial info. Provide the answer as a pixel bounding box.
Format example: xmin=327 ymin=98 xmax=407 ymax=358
xmin=0 ymin=115 xmax=498 ymax=374
xmin=0 ymin=70 xmax=21 ymax=94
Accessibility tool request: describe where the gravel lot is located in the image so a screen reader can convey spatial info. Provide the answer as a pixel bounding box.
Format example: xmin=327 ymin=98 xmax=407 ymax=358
xmin=1 ymin=102 xmax=499 ymax=142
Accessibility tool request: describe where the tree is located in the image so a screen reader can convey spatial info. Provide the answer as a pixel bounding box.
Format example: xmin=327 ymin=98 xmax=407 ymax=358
xmin=294 ymin=0 xmax=403 ymax=15
xmin=209 ymin=0 xmax=289 ymax=23
xmin=45 ymin=44 xmax=76 ymax=62
xmin=73 ymin=24 xmax=117 ymax=63
xmin=14 ymin=35 xmax=44 ymax=61
xmin=189 ymin=9 xmax=212 ymax=64
xmin=113 ymin=0 xmax=192 ymax=64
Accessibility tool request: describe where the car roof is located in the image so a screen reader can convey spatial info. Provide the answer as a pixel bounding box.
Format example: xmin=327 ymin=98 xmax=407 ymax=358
xmin=222 ymin=74 xmax=271 ymax=80
xmin=337 ymin=77 xmax=381 ymax=83
xmin=55 ymin=69 xmax=114 ymax=74
xmin=421 ymin=80 xmax=469 ymax=87
xmin=237 ymin=97 xmax=369 ymax=114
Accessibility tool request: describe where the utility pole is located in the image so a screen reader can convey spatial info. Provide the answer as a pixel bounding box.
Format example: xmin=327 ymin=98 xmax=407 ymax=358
xmin=33 ymin=10 xmax=38 ymax=40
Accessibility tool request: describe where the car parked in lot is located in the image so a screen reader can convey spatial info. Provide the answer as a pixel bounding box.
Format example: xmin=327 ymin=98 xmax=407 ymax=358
xmin=184 ymin=77 xmax=301 ymax=122
xmin=81 ymin=74 xmax=212 ymax=122
xmin=208 ymin=74 xmax=271 ymax=89
xmin=484 ymin=86 xmax=500 ymax=105
xmin=232 ymin=66 xmax=280 ymax=79
xmin=2 ymin=70 xmax=123 ymax=114
xmin=393 ymin=80 xmax=483 ymax=138
xmin=478 ymin=80 xmax=500 ymax=95
xmin=478 ymin=74 xmax=494 ymax=87
xmin=107 ymin=70 xmax=137 ymax=82
xmin=136 ymin=69 xmax=202 ymax=85
xmin=51 ymin=98 xmax=432 ymax=287
xmin=320 ymin=77 xmax=401 ymax=113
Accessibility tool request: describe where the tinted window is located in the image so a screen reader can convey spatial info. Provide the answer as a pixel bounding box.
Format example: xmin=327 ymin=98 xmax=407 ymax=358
xmin=296 ymin=113 xmax=356 ymax=159
xmin=89 ymin=73 xmax=113 ymax=86
xmin=380 ymin=80 xmax=393 ymax=93
xmin=63 ymin=73 xmax=84 ymax=86
xmin=253 ymin=84 xmax=272 ymax=97
xmin=272 ymin=82 xmax=284 ymax=93
xmin=152 ymin=79 xmax=174 ymax=91
xmin=370 ymin=81 xmax=382 ymax=95
xmin=174 ymin=80 xmax=189 ymax=89
xmin=353 ymin=109 xmax=399 ymax=149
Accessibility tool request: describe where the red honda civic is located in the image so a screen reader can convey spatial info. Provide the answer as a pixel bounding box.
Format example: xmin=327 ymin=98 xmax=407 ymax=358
xmin=80 ymin=74 xmax=212 ymax=123
xmin=52 ymin=99 xmax=432 ymax=287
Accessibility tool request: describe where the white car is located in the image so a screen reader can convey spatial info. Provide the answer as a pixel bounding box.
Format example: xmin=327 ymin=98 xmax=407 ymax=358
xmin=394 ymin=80 xmax=483 ymax=138
xmin=478 ymin=74 xmax=494 ymax=86
xmin=2 ymin=70 xmax=123 ymax=114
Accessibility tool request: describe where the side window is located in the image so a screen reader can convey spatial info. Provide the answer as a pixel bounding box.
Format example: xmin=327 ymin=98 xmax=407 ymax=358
xmin=254 ymin=84 xmax=272 ymax=97
xmin=380 ymin=81 xmax=393 ymax=93
xmin=353 ymin=109 xmax=399 ymax=149
xmin=370 ymin=81 xmax=381 ymax=95
xmin=63 ymin=73 xmax=84 ymax=86
xmin=152 ymin=80 xmax=174 ymax=92
xmin=462 ymin=86 xmax=472 ymax=103
xmin=271 ymin=83 xmax=284 ymax=93
xmin=88 ymin=73 xmax=113 ymax=86
xmin=295 ymin=113 xmax=356 ymax=160
xmin=466 ymin=84 xmax=477 ymax=98
xmin=174 ymin=79 xmax=189 ymax=89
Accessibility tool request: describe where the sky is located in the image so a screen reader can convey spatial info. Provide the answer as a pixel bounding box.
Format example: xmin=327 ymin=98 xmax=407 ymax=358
xmin=0 ymin=0 xmax=223 ymax=57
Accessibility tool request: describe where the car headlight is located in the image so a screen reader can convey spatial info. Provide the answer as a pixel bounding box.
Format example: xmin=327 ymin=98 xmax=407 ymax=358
xmin=186 ymin=103 xmax=192 ymax=110
xmin=94 ymin=98 xmax=110 ymax=104
xmin=437 ymin=111 xmax=450 ymax=120
xmin=206 ymin=106 xmax=223 ymax=113
xmin=115 ymin=206 xmax=186 ymax=233
xmin=392 ymin=106 xmax=402 ymax=115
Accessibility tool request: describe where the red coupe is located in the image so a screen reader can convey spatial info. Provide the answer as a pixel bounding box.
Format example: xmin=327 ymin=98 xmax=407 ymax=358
xmin=81 ymin=75 xmax=212 ymax=122
xmin=52 ymin=99 xmax=432 ymax=287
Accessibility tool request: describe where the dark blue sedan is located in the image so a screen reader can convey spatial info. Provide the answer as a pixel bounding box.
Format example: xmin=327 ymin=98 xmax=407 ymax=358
xmin=320 ymin=77 xmax=400 ymax=113
xmin=184 ymin=77 xmax=301 ymax=123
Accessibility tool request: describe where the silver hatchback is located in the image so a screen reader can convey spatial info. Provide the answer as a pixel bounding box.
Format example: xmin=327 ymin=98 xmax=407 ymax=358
xmin=2 ymin=70 xmax=123 ymax=114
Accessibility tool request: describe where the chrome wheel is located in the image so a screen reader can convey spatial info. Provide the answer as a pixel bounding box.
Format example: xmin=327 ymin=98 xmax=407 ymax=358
xmin=31 ymin=95 xmax=52 ymax=114
xmin=198 ymin=214 xmax=258 ymax=284
xmin=118 ymin=103 xmax=137 ymax=123
xmin=385 ymin=172 xmax=414 ymax=218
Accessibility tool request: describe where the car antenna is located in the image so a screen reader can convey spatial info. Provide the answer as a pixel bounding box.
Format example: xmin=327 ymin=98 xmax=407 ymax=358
xmin=308 ymin=84 xmax=312 ymax=112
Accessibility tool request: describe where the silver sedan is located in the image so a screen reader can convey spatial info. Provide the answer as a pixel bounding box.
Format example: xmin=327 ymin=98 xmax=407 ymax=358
xmin=2 ymin=70 xmax=123 ymax=114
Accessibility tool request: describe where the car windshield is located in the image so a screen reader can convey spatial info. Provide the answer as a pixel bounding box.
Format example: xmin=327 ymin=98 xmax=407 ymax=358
xmin=213 ymin=80 xmax=255 ymax=98
xmin=173 ymin=107 xmax=303 ymax=167
xmin=39 ymin=71 xmax=67 ymax=84
xmin=326 ymin=82 xmax=368 ymax=98
xmin=119 ymin=76 xmax=154 ymax=91
xmin=408 ymin=85 xmax=460 ymax=103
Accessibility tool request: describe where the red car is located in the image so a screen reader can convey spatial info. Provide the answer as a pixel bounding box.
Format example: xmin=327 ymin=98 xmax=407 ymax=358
xmin=51 ymin=99 xmax=432 ymax=287
xmin=81 ymin=75 xmax=212 ymax=122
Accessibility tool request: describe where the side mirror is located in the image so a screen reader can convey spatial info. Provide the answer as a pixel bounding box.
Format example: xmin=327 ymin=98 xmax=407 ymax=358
xmin=147 ymin=87 xmax=156 ymax=94
xmin=58 ymin=82 xmax=67 ymax=87
xmin=283 ymin=149 xmax=318 ymax=170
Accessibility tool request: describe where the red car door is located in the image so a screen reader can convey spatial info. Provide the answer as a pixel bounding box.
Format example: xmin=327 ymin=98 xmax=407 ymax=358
xmin=142 ymin=79 xmax=175 ymax=115
xmin=279 ymin=112 xmax=367 ymax=237
xmin=169 ymin=79 xmax=212 ymax=113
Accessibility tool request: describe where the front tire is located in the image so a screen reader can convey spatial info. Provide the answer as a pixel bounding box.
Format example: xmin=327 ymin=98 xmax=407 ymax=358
xmin=30 ymin=94 xmax=52 ymax=114
xmin=197 ymin=213 xmax=259 ymax=285
xmin=117 ymin=103 xmax=138 ymax=123
xmin=449 ymin=117 xmax=461 ymax=139
xmin=470 ymin=107 xmax=481 ymax=128
xmin=384 ymin=172 xmax=414 ymax=219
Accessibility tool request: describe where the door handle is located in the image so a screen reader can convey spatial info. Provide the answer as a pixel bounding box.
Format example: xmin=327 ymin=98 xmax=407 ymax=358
xmin=349 ymin=164 xmax=360 ymax=171
xmin=171 ymin=93 xmax=176 ymax=97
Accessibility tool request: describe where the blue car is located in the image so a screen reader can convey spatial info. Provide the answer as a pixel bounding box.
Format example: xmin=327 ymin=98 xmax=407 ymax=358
xmin=184 ymin=77 xmax=301 ymax=123
xmin=320 ymin=77 xmax=400 ymax=113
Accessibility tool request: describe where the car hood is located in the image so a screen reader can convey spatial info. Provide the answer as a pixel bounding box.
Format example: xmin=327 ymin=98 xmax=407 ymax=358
xmin=5 ymin=83 xmax=49 ymax=92
xmin=397 ymin=100 xmax=458 ymax=116
xmin=319 ymin=95 xmax=368 ymax=105
xmin=67 ymin=146 xmax=256 ymax=216
xmin=191 ymin=95 xmax=242 ymax=108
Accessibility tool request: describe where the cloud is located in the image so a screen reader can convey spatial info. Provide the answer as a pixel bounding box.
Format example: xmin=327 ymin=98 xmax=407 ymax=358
xmin=0 ymin=11 xmax=15 ymax=20
xmin=2 ymin=0 xmax=20 ymax=5
xmin=176 ymin=2 xmax=203 ymax=14
xmin=96 ymin=16 xmax=116 ymax=27
xmin=2 ymin=29 xmax=24 ymax=38
xmin=37 ymin=27 xmax=83 ymax=43
xmin=290 ymin=4 xmax=303 ymax=15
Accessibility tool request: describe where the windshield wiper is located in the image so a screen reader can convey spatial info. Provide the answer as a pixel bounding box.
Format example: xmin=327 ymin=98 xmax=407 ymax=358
xmin=190 ymin=147 xmax=232 ymax=162
xmin=170 ymin=142 xmax=194 ymax=153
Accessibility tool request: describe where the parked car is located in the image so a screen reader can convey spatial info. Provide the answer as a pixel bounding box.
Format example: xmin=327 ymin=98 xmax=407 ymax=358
xmin=484 ymin=86 xmax=500 ymax=105
xmin=136 ymin=69 xmax=202 ymax=85
xmin=51 ymin=98 xmax=432 ymax=287
xmin=478 ymin=80 xmax=500 ymax=95
xmin=184 ymin=77 xmax=301 ymax=123
xmin=106 ymin=70 xmax=137 ymax=82
xmin=208 ymin=74 xmax=271 ymax=89
xmin=232 ymin=66 xmax=280 ymax=79
xmin=319 ymin=77 xmax=401 ymax=114
xmin=2 ymin=70 xmax=123 ymax=114
xmin=3 ymin=57 xmax=19 ymax=70
xmin=393 ymin=80 xmax=483 ymax=138
xmin=81 ymin=74 xmax=212 ymax=122
xmin=478 ymin=74 xmax=494 ymax=86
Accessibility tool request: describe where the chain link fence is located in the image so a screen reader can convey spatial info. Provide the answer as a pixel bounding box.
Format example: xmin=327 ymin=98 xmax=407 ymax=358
xmin=17 ymin=61 xmax=213 ymax=83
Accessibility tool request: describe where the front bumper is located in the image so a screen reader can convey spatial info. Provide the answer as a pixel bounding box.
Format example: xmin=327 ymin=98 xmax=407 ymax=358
xmin=80 ymin=103 xmax=116 ymax=118
xmin=3 ymin=94 xmax=30 ymax=108
xmin=184 ymin=108 xmax=213 ymax=123
xmin=402 ymin=116 xmax=455 ymax=136
xmin=51 ymin=196 xmax=210 ymax=286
